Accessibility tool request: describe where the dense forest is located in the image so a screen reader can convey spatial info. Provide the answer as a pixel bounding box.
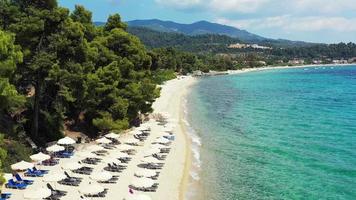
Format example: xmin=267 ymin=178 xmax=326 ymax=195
xmin=0 ymin=0 xmax=223 ymax=178
xmin=129 ymin=26 xmax=356 ymax=64
xmin=1 ymin=0 xmax=356 ymax=183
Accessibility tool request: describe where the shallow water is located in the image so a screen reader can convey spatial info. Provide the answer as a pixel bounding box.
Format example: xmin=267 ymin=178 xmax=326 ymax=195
xmin=186 ymin=66 xmax=356 ymax=200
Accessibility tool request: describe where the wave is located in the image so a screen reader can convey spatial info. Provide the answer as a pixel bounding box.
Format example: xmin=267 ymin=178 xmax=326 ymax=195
xmin=182 ymin=97 xmax=202 ymax=199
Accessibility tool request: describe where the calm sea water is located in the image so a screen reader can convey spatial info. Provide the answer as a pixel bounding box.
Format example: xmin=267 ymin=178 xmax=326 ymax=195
xmin=186 ymin=66 xmax=356 ymax=200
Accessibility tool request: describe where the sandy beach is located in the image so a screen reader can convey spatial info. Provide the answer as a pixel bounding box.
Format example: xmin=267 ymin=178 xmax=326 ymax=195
xmin=2 ymin=76 xmax=197 ymax=200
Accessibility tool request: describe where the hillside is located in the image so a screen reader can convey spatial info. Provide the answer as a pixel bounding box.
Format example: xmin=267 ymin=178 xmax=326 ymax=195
xmin=127 ymin=26 xmax=240 ymax=52
xmin=127 ymin=19 xmax=265 ymax=42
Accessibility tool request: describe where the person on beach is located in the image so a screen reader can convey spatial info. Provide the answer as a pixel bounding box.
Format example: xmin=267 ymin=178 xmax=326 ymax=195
xmin=129 ymin=188 xmax=134 ymax=194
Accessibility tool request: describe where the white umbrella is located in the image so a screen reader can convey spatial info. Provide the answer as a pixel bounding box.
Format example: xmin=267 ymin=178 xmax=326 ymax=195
xmin=62 ymin=162 xmax=82 ymax=170
xmin=3 ymin=173 xmax=13 ymax=181
xmin=134 ymin=169 xmax=157 ymax=178
xmin=11 ymin=160 xmax=34 ymax=171
xmin=105 ymin=158 xmax=120 ymax=164
xmin=80 ymin=183 xmax=104 ymax=195
xmin=125 ymin=138 xmax=139 ymax=144
xmin=125 ymin=194 xmax=152 ymax=200
xmin=24 ymin=188 xmax=51 ymax=199
xmin=131 ymin=177 xmax=155 ymax=188
xmin=118 ymin=144 xmax=135 ymax=150
xmin=96 ymin=137 xmax=112 ymax=144
xmin=86 ymin=145 xmax=104 ymax=152
xmin=43 ymin=173 xmax=66 ymax=182
xmin=46 ymin=144 xmax=65 ymax=152
xmin=90 ymin=171 xmax=112 ymax=181
xmin=151 ymin=144 xmax=166 ymax=149
xmin=116 ymin=152 xmax=130 ymax=158
xmin=155 ymin=137 xmax=170 ymax=144
xmin=57 ymin=136 xmax=76 ymax=145
xmin=144 ymin=149 xmax=160 ymax=156
xmin=30 ymin=152 xmax=50 ymax=162
xmin=105 ymin=132 xmax=120 ymax=139
xmin=76 ymin=151 xmax=97 ymax=158
xmin=141 ymin=157 xmax=161 ymax=164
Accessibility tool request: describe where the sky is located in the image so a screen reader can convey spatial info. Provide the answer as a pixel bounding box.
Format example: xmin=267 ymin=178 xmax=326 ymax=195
xmin=58 ymin=0 xmax=356 ymax=43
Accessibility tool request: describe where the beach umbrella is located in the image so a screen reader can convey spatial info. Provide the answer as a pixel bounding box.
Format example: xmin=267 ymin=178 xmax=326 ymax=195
xmin=144 ymin=149 xmax=160 ymax=156
xmin=11 ymin=160 xmax=34 ymax=171
xmin=125 ymin=194 xmax=152 ymax=200
xmin=86 ymin=145 xmax=104 ymax=152
xmin=131 ymin=177 xmax=155 ymax=188
xmin=24 ymin=187 xmax=51 ymax=199
xmin=105 ymin=132 xmax=120 ymax=139
xmin=76 ymin=151 xmax=97 ymax=158
xmin=125 ymin=138 xmax=140 ymax=144
xmin=96 ymin=137 xmax=112 ymax=144
xmin=105 ymin=158 xmax=120 ymax=164
xmin=57 ymin=136 xmax=76 ymax=145
xmin=46 ymin=144 xmax=65 ymax=152
xmin=43 ymin=173 xmax=66 ymax=182
xmin=62 ymin=162 xmax=82 ymax=170
xmin=116 ymin=152 xmax=130 ymax=158
xmin=80 ymin=183 xmax=104 ymax=195
xmin=3 ymin=173 xmax=13 ymax=181
xmin=151 ymin=143 xmax=166 ymax=149
xmin=155 ymin=137 xmax=170 ymax=144
xmin=118 ymin=144 xmax=135 ymax=150
xmin=141 ymin=157 xmax=161 ymax=164
xmin=134 ymin=169 xmax=157 ymax=178
xmin=90 ymin=171 xmax=112 ymax=181
xmin=30 ymin=152 xmax=50 ymax=162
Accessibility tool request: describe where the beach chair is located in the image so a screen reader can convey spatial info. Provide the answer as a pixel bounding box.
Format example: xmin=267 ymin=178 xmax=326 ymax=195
xmin=14 ymin=174 xmax=34 ymax=185
xmin=42 ymin=158 xmax=59 ymax=166
xmin=25 ymin=169 xmax=44 ymax=177
xmin=1 ymin=192 xmax=12 ymax=199
xmin=5 ymin=179 xmax=27 ymax=189
xmin=47 ymin=183 xmax=67 ymax=198
xmin=33 ymin=166 xmax=49 ymax=174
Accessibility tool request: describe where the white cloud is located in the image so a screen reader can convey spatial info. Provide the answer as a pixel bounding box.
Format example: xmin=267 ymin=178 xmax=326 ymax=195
xmin=154 ymin=0 xmax=202 ymax=8
xmin=209 ymin=0 xmax=270 ymax=13
xmin=216 ymin=16 xmax=356 ymax=32
xmin=293 ymin=0 xmax=356 ymax=14
xmin=154 ymin=0 xmax=356 ymax=14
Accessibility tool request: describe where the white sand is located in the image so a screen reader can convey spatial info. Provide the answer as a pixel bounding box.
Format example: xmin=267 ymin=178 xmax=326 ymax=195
xmin=3 ymin=76 xmax=197 ymax=200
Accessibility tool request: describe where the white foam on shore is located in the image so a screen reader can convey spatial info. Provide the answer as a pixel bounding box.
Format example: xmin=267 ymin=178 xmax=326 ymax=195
xmin=183 ymin=97 xmax=203 ymax=199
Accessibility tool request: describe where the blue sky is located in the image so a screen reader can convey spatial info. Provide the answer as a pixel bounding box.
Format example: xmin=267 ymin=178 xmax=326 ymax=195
xmin=59 ymin=0 xmax=356 ymax=43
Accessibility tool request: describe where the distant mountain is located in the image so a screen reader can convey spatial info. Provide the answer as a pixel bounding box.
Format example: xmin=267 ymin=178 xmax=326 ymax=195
xmin=94 ymin=19 xmax=315 ymax=48
xmin=127 ymin=19 xmax=266 ymax=42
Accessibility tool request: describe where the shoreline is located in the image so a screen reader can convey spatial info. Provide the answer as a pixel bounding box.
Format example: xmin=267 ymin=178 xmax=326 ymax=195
xmin=226 ymin=63 xmax=356 ymax=75
xmin=151 ymin=76 xmax=197 ymax=200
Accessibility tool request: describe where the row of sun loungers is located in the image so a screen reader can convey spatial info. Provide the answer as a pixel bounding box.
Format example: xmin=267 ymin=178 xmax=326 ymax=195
xmin=129 ymin=183 xmax=159 ymax=192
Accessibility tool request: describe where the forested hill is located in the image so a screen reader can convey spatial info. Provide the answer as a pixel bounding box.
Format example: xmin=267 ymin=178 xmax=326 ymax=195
xmin=127 ymin=19 xmax=265 ymax=42
xmin=127 ymin=26 xmax=240 ymax=52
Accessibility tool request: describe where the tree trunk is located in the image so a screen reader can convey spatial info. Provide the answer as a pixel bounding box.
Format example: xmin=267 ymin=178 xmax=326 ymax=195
xmin=32 ymin=82 xmax=40 ymax=138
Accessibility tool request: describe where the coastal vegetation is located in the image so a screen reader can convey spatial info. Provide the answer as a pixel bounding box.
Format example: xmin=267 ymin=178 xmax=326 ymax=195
xmin=0 ymin=0 xmax=180 ymax=174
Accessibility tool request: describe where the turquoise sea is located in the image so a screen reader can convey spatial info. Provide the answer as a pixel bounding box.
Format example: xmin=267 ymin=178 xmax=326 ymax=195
xmin=186 ymin=66 xmax=356 ymax=200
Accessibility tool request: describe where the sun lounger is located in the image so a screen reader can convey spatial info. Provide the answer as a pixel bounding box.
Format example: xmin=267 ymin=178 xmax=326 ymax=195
xmin=47 ymin=183 xmax=67 ymax=198
xmin=24 ymin=169 xmax=44 ymax=177
xmin=42 ymin=158 xmax=59 ymax=166
xmin=64 ymin=171 xmax=82 ymax=181
xmin=33 ymin=166 xmax=49 ymax=174
xmin=84 ymin=189 xmax=108 ymax=198
xmin=1 ymin=193 xmax=11 ymax=199
xmin=15 ymin=174 xmax=34 ymax=185
xmin=137 ymin=163 xmax=163 ymax=170
xmin=58 ymin=173 xmax=81 ymax=186
xmin=5 ymin=179 xmax=27 ymax=189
